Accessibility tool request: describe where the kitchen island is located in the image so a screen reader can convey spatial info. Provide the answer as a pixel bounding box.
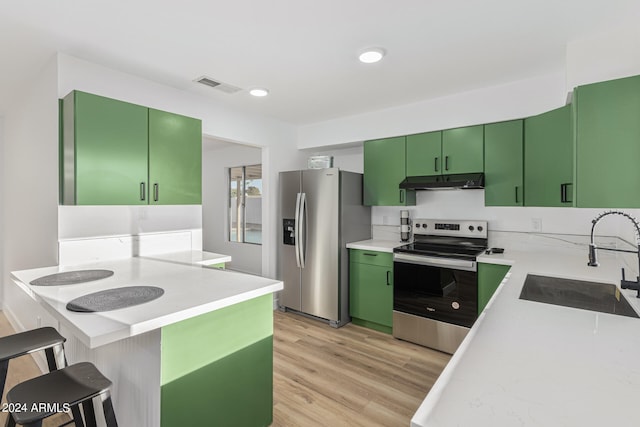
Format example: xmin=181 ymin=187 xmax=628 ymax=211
xmin=411 ymin=232 xmax=640 ymax=427
xmin=11 ymin=255 xmax=282 ymax=427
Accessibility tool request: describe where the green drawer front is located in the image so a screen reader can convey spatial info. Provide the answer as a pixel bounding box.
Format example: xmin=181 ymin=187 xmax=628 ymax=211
xmin=349 ymin=249 xmax=393 ymax=267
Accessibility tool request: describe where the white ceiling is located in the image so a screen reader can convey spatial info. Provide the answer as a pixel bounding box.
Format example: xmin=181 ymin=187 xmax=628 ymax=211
xmin=2 ymin=0 xmax=639 ymax=124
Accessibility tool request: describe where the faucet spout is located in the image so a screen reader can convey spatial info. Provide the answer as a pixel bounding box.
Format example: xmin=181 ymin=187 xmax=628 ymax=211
xmin=588 ymin=210 xmax=640 ymax=297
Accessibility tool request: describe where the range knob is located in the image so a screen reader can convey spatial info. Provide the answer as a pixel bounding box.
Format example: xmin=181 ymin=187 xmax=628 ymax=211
xmin=478 ymin=226 xmax=484 ymax=232
xmin=422 ymin=223 xmax=428 ymax=229
xmin=415 ymin=223 xmax=421 ymax=228
xmin=468 ymin=225 xmax=475 ymax=231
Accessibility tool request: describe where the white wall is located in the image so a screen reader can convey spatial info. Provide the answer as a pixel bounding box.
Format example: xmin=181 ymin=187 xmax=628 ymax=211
xmin=202 ymin=141 xmax=262 ymax=275
xmin=300 ymin=144 xmax=364 ymax=174
xmin=58 ymin=206 xmax=202 ymax=239
xmin=2 ymin=55 xmax=59 ymax=311
xmin=295 ymin=26 xmax=640 ymax=249
xmin=57 ymin=53 xmax=301 ymax=279
xmin=297 ymin=72 xmax=567 ymax=149
xmin=0 ymin=117 xmax=4 ymax=305
xmin=566 ymin=24 xmax=640 ymax=90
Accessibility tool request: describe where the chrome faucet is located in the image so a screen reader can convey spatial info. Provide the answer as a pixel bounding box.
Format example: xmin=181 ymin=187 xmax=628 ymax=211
xmin=588 ymin=210 xmax=640 ymax=297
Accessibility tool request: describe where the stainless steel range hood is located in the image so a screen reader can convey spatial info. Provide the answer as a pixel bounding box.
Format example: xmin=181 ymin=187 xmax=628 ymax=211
xmin=399 ymin=173 xmax=484 ymax=190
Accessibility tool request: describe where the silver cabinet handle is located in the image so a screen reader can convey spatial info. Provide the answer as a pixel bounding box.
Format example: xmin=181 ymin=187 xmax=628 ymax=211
xmin=140 ymin=182 xmax=146 ymax=201
xmin=153 ymin=183 xmax=159 ymax=202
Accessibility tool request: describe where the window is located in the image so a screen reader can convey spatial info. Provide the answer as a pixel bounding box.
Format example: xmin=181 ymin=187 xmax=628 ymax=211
xmin=229 ymin=164 xmax=262 ymax=244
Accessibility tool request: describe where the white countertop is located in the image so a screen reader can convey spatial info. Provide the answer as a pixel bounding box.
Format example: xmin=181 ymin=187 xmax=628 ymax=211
xmin=346 ymin=239 xmax=407 ymax=253
xmin=140 ymin=250 xmax=232 ymax=266
xmin=11 ymin=257 xmax=282 ymax=349
xmin=412 ymin=232 xmax=640 ymax=427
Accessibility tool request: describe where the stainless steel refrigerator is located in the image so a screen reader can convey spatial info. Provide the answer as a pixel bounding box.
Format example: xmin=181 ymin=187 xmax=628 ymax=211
xmin=278 ymin=168 xmax=371 ymax=327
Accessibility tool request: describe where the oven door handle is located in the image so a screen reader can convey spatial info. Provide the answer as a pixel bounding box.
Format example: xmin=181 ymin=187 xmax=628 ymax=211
xmin=393 ymin=253 xmax=477 ymax=272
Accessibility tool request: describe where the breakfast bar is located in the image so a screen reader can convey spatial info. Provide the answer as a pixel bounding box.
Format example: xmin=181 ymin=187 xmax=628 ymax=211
xmin=10 ymin=256 xmax=283 ymax=427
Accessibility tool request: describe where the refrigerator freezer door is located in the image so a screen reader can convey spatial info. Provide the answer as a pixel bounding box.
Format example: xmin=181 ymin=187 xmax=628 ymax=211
xmin=300 ymin=169 xmax=340 ymax=321
xmin=279 ymin=170 xmax=302 ymax=311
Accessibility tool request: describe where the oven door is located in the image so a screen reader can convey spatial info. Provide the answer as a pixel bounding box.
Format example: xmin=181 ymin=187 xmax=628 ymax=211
xmin=393 ymin=253 xmax=478 ymax=328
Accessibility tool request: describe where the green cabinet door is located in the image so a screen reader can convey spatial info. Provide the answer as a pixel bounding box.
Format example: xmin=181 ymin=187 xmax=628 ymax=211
xmin=478 ymin=263 xmax=510 ymax=314
xmin=484 ymin=120 xmax=523 ymax=206
xmin=149 ymin=109 xmax=202 ymax=205
xmin=406 ymin=131 xmax=442 ymax=176
xmin=67 ymin=91 xmax=149 ymax=205
xmin=442 ymin=125 xmax=484 ymax=174
xmin=349 ymin=250 xmax=393 ymax=334
xmin=575 ymin=75 xmax=640 ymax=208
xmin=364 ymin=136 xmax=415 ymax=206
xmin=524 ymin=105 xmax=573 ymax=207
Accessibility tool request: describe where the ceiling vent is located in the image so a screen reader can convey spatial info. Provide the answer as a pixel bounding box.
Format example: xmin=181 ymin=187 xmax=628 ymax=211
xmin=194 ymin=76 xmax=242 ymax=94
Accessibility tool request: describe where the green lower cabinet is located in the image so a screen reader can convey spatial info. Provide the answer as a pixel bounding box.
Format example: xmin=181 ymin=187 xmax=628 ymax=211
xmin=349 ymin=249 xmax=393 ymax=334
xmin=478 ymin=263 xmax=510 ymax=314
xmin=160 ymin=294 xmax=273 ymax=427
xmin=484 ymin=120 xmax=524 ymax=206
xmin=205 ymin=262 xmax=226 ymax=269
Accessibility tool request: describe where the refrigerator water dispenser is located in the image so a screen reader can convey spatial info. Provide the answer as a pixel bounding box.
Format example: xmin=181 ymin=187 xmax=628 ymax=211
xmin=282 ymin=219 xmax=296 ymax=245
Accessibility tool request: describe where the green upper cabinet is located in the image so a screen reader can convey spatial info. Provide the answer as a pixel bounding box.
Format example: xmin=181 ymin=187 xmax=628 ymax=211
xmin=524 ymin=105 xmax=573 ymax=207
xmin=364 ymin=136 xmax=415 ymax=206
xmin=149 ymin=109 xmax=202 ymax=205
xmin=484 ymin=120 xmax=523 ymax=206
xmin=61 ymin=91 xmax=202 ymax=206
xmin=575 ymin=75 xmax=640 ymax=208
xmin=63 ymin=90 xmax=149 ymax=205
xmin=406 ymin=131 xmax=442 ymax=176
xmin=442 ymin=125 xmax=484 ymax=174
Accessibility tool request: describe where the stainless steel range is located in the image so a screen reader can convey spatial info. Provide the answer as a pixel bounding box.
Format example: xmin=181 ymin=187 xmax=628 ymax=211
xmin=393 ymin=219 xmax=488 ymax=354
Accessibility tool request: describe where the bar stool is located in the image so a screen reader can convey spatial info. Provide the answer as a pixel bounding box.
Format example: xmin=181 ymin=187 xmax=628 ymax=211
xmin=5 ymin=362 xmax=118 ymax=427
xmin=0 ymin=327 xmax=67 ymax=400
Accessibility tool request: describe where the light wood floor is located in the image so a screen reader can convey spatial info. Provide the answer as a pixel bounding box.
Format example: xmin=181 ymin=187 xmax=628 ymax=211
xmin=273 ymin=311 xmax=450 ymax=427
xmin=0 ymin=311 xmax=450 ymax=427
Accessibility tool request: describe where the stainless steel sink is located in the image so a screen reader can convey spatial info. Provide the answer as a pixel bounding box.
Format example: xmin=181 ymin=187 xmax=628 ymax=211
xmin=519 ymin=274 xmax=639 ymax=318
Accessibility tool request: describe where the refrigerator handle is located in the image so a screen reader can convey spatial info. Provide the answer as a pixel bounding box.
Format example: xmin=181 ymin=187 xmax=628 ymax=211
xmin=299 ymin=192 xmax=307 ymax=268
xmin=294 ymin=192 xmax=302 ymax=268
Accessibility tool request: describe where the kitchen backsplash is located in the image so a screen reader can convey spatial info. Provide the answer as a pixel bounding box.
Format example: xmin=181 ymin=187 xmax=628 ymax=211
xmin=372 ymin=190 xmax=640 ymax=246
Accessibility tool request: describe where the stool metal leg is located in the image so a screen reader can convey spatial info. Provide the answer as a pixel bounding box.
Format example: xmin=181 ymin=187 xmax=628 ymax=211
xmin=81 ymin=399 xmax=97 ymax=427
xmin=100 ymin=392 xmax=118 ymax=427
xmin=5 ymin=413 xmax=16 ymax=427
xmin=0 ymin=360 xmax=8 ymax=400
xmin=71 ymin=404 xmax=85 ymax=427
xmin=44 ymin=342 xmax=66 ymax=372
xmin=53 ymin=343 xmax=67 ymax=369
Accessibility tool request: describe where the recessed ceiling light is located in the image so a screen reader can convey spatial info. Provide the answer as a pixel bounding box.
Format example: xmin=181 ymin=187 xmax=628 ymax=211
xmin=249 ymin=88 xmax=269 ymax=97
xmin=358 ymin=48 xmax=385 ymax=64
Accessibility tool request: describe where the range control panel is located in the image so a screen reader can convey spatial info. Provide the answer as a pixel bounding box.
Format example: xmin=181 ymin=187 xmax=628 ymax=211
xmin=412 ymin=219 xmax=488 ymax=239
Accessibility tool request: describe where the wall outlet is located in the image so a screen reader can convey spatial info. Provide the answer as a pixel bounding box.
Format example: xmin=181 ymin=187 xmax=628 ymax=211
xmin=532 ymin=218 xmax=542 ymax=232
